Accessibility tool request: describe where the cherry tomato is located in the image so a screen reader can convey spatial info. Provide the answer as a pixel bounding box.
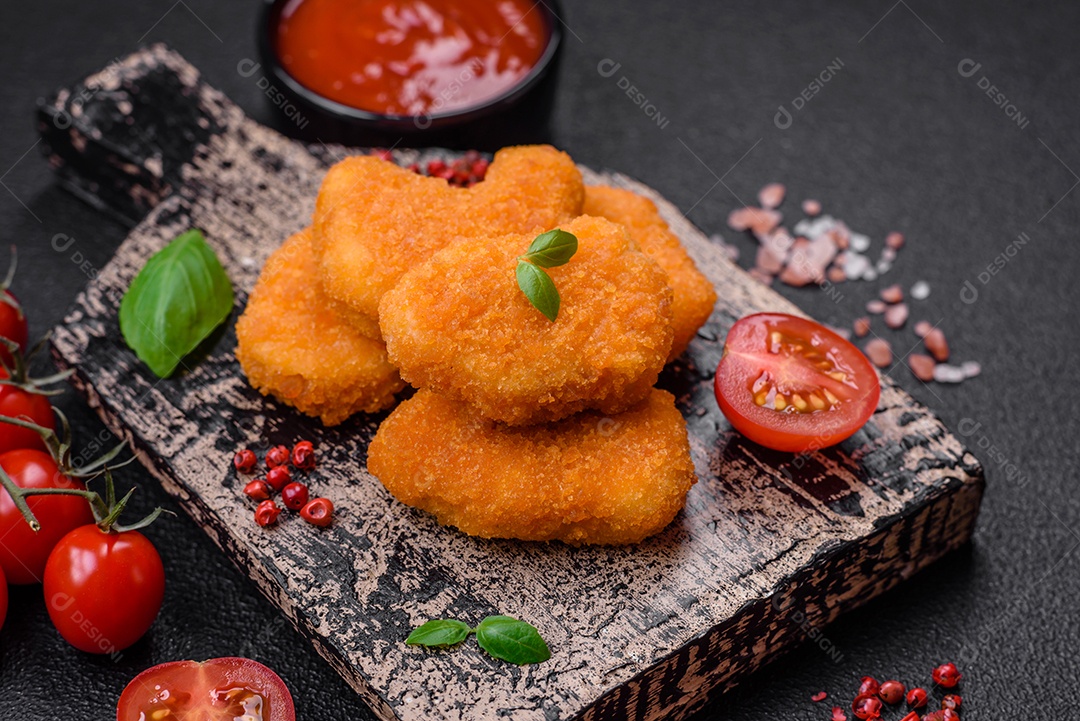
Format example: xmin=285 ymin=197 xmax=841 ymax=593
xmin=43 ymin=525 xmax=165 ymax=653
xmin=714 ymin=313 xmax=880 ymax=452
xmin=0 ymin=366 xmax=52 ymax=454
xmin=0 ymin=289 xmax=28 ymax=368
xmin=0 ymin=449 xmax=95 ymax=584
xmin=117 ymin=657 xmax=296 ymax=721
xmin=0 ymin=564 xmax=7 ymax=631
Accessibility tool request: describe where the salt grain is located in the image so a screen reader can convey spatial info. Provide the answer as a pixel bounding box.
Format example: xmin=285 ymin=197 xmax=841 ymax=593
xmin=923 ymin=327 xmax=950 ymax=362
xmin=961 ymin=360 xmax=982 ymax=378
xmin=933 ymin=363 xmax=967 ymax=383
xmin=884 ymin=302 xmax=909 ymax=329
xmin=844 ymin=253 xmax=871 ymax=280
xmin=802 ymin=199 xmax=821 ymax=216
xmin=758 ymin=183 xmax=786 ymax=210
xmin=910 ymin=281 xmax=930 ymax=300
xmin=853 ymin=317 xmax=871 ymax=337
xmin=880 ymin=284 xmax=904 ymax=304
xmin=864 ymin=338 xmax=893 ymax=368
xmin=850 ymin=233 xmax=871 ymax=253
xmin=908 ymin=354 xmax=936 ymax=382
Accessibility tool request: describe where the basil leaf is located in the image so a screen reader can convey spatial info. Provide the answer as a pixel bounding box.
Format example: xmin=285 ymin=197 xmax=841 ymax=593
xmin=524 ymin=229 xmax=578 ymax=268
xmin=119 ymin=229 xmax=234 ymax=378
xmin=406 ymin=619 xmax=471 ymax=648
xmin=515 ymin=261 xmax=560 ymax=322
xmin=475 ymin=615 xmax=551 ymax=665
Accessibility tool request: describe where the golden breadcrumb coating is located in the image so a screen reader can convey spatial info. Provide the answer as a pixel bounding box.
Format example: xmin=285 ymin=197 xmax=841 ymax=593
xmin=312 ymin=145 xmax=584 ymax=334
xmin=367 ymin=388 xmax=696 ymax=545
xmin=583 ymin=185 xmax=717 ymax=360
xmin=235 ymin=229 xmax=404 ymax=425
xmin=379 ymin=215 xmax=674 ymax=425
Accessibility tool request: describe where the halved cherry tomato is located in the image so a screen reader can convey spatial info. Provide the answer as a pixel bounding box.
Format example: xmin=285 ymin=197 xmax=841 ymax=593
xmin=714 ymin=313 xmax=880 ymax=452
xmin=0 ymin=366 xmax=52 ymax=454
xmin=117 ymin=657 xmax=296 ymax=721
xmin=44 ymin=524 xmax=165 ymax=653
xmin=0 ymin=449 xmax=95 ymax=584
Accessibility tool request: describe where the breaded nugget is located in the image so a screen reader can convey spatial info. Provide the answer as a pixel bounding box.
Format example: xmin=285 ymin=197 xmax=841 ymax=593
xmin=379 ymin=215 xmax=674 ymax=425
xmin=583 ymin=186 xmax=717 ymax=360
xmin=235 ymin=229 xmax=404 ymax=425
xmin=367 ymin=388 xmax=696 ymax=545
xmin=313 ymin=145 xmax=584 ymax=334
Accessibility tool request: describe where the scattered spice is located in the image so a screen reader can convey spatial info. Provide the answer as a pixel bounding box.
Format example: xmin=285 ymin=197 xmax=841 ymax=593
xmin=910 ymin=281 xmax=930 ymax=300
xmin=758 ymin=182 xmax=786 ymax=209
xmin=380 ymin=149 xmax=490 ymax=187
xmin=923 ymin=328 xmax=950 ymax=362
xmin=884 ymin=302 xmax=909 ymax=329
xmin=243 ymin=479 xmax=272 ymax=502
xmin=880 ymin=284 xmax=904 ymax=304
xmin=878 ymin=679 xmax=905 ymax=705
xmin=853 ymin=317 xmax=871 ymax=338
xmin=802 ymin=198 xmax=822 ymax=216
xmin=913 ymin=320 xmax=933 ymax=338
xmin=866 ymin=299 xmax=887 ymax=314
xmin=266 ymin=445 xmax=291 ymax=469
xmin=908 ymin=354 xmax=936 ymax=382
xmin=941 ymin=695 xmax=962 ymax=711
xmin=255 ymin=499 xmax=281 ymax=527
xmin=885 ymin=231 xmax=905 ymax=249
xmin=292 ymin=440 xmax=317 ymax=470
xmin=857 ymin=677 xmax=880 ymax=697
xmin=831 ymin=707 xmax=847 ymax=721
xmin=864 ymin=338 xmax=893 ymax=368
xmin=281 ymin=482 xmax=310 ymax=511
xmin=300 ymin=497 xmax=335 ymax=527
xmin=233 ymin=449 xmax=257 ymax=474
xmin=931 ymin=662 xmax=962 ymax=689
xmin=906 ymin=687 xmax=929 ymax=708
xmin=852 ymin=694 xmax=882 ymax=720
xmin=265 ymin=465 xmax=292 ymax=492
xmin=899 ymin=713 xmax=919 ymax=721
xmin=812 ymin=691 xmax=828 ymax=703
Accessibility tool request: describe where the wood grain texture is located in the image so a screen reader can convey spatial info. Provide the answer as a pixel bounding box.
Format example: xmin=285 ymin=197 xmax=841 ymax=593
xmin=41 ymin=46 xmax=983 ymax=721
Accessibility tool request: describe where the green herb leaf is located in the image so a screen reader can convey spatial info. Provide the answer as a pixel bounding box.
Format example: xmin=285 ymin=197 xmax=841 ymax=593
xmin=406 ymin=619 xmax=471 ymax=648
xmin=515 ymin=260 xmax=560 ymax=322
xmin=523 ymin=229 xmax=578 ymax=268
xmin=475 ymin=615 xmax=551 ymax=665
xmin=119 ymin=229 xmax=234 ymax=378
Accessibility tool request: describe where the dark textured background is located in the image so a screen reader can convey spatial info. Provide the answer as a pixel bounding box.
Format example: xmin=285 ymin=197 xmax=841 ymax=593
xmin=1 ymin=1 xmax=1077 ymax=719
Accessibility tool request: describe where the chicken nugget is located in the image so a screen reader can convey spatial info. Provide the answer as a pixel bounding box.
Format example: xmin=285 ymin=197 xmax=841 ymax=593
xmin=583 ymin=185 xmax=717 ymax=360
xmin=367 ymin=388 xmax=696 ymax=545
xmin=235 ymin=229 xmax=404 ymax=425
xmin=313 ymin=144 xmax=584 ymax=335
xmin=379 ymin=215 xmax=674 ymax=425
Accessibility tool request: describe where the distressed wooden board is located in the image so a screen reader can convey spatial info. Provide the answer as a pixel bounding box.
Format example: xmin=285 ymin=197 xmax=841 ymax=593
xmin=40 ymin=46 xmax=983 ymax=721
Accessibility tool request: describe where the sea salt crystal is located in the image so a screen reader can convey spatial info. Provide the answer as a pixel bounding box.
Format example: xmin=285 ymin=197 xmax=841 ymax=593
xmin=933 ymin=363 xmax=967 ymax=383
xmin=910 ymin=281 xmax=930 ymax=300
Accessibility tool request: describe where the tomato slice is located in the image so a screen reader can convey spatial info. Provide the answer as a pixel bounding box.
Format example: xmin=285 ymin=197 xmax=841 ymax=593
xmin=117 ymin=658 xmax=295 ymax=721
xmin=714 ymin=313 xmax=880 ymax=452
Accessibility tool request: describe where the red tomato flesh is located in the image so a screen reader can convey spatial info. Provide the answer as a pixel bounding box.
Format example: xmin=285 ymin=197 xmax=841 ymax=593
xmin=117 ymin=657 xmax=296 ymax=721
xmin=0 ymin=449 xmax=95 ymax=584
xmin=714 ymin=313 xmax=880 ymax=452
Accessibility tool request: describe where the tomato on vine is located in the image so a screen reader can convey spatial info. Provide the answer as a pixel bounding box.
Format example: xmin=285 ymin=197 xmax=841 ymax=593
xmin=0 ymin=247 xmax=28 ymax=369
xmin=0 ymin=412 xmax=125 ymax=585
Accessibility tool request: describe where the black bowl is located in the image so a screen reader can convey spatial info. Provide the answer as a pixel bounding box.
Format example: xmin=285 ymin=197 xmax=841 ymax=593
xmin=256 ymin=0 xmax=563 ymax=150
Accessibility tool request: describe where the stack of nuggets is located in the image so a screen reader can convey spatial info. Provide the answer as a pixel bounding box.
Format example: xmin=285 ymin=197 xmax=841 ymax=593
xmin=236 ymin=145 xmax=718 ymax=545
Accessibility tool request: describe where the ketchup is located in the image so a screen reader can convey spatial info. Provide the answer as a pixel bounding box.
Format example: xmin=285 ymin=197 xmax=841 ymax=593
xmin=275 ymin=0 xmax=548 ymax=116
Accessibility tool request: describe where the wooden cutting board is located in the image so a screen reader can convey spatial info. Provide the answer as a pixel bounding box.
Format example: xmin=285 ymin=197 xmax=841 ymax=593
xmin=38 ymin=45 xmax=983 ymax=721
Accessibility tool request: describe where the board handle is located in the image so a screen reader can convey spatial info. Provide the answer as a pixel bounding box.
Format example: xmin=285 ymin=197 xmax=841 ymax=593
xmin=37 ymin=44 xmax=228 ymax=225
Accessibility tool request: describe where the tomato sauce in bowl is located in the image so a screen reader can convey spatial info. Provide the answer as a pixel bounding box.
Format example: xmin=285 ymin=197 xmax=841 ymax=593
xmin=274 ymin=0 xmax=549 ymax=118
